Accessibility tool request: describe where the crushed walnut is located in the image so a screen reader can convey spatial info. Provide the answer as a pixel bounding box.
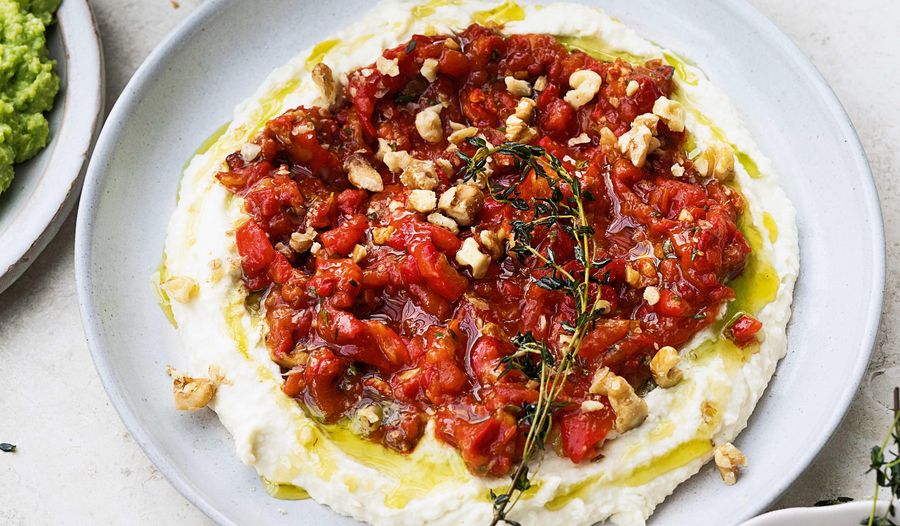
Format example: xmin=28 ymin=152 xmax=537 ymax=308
xmin=590 ymin=367 xmax=648 ymax=433
xmin=167 ymin=365 xmax=223 ymax=411
xmin=564 ymin=69 xmax=603 ymax=109
xmin=311 ymin=62 xmax=337 ymax=106
xmin=438 ymin=183 xmax=484 ymax=226
xmin=650 ymin=346 xmax=683 ymax=388
xmin=161 ymin=276 xmax=198 ymax=303
xmin=714 ymin=442 xmax=747 ymax=486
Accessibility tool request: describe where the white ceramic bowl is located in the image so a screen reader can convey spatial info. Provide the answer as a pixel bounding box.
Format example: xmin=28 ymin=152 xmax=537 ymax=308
xmin=0 ymin=0 xmax=104 ymax=294
xmin=743 ymin=501 xmax=891 ymax=526
xmin=75 ymin=1 xmax=884 ymax=525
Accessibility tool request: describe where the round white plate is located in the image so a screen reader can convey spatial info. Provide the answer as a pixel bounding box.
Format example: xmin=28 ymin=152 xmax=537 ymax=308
xmin=75 ymin=1 xmax=884 ymax=525
xmin=0 ymin=0 xmax=104 ymax=294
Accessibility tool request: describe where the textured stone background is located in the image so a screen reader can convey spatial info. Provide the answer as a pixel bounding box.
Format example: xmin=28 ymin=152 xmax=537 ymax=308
xmin=1 ymin=0 xmax=897 ymax=523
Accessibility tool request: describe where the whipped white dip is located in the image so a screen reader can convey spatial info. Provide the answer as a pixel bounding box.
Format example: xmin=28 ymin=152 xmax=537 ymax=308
xmin=160 ymin=2 xmax=799 ymax=524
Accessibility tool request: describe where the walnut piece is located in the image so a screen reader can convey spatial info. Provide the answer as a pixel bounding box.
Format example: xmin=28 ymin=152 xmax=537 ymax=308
xmin=372 ymin=225 xmax=395 ymax=245
xmin=618 ymin=123 xmax=654 ymax=168
xmin=632 ymin=113 xmax=660 ymax=134
xmin=504 ymin=76 xmax=531 ymax=98
xmin=375 ymin=138 xmax=393 ymax=162
xmin=478 ymin=229 xmax=505 ymax=260
xmin=589 ymin=367 xmax=648 ymax=433
xmin=162 ymin=276 xmax=198 ymax=303
xmin=448 ymin=126 xmax=478 ymax=145
xmin=383 ymin=149 xmax=413 ymax=173
xmin=289 ymin=228 xmax=317 ymax=253
xmin=652 ymin=96 xmax=686 ymax=132
xmin=168 ymin=366 xmax=222 ymax=411
xmin=344 ymin=154 xmax=384 ymax=192
xmin=643 ymin=285 xmax=660 ymax=306
xmin=415 ymin=104 xmax=444 ymax=143
xmin=311 ymin=62 xmax=337 ymax=106
xmin=650 ymin=345 xmax=683 ymax=388
xmin=695 ymin=142 xmax=736 ymax=181
xmin=625 ymin=80 xmax=640 ymax=97
xmin=426 ymin=212 xmax=459 ymax=234
xmin=505 ymin=98 xmax=538 ymax=143
xmin=438 ymin=183 xmax=484 ymax=226
xmin=420 ymin=58 xmax=439 ymax=82
xmin=408 ymin=189 xmax=437 ymax=213
xmin=435 ymin=158 xmax=454 ymax=175
xmin=375 ymin=55 xmax=400 ymax=77
xmin=564 ymin=69 xmax=603 ymax=109
xmin=400 ymin=159 xmax=440 ymax=190
xmin=350 ymin=244 xmax=368 ymax=264
xmin=455 ymin=237 xmax=490 ymax=279
xmin=714 ymin=443 xmax=747 ymax=486
xmin=624 ymin=265 xmax=641 ymax=288
xmin=599 ymin=127 xmax=617 ymax=150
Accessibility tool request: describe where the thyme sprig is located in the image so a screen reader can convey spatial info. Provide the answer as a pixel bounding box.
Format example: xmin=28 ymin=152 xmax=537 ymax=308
xmin=865 ymin=387 xmax=900 ymax=526
xmin=457 ymin=138 xmax=609 ymax=525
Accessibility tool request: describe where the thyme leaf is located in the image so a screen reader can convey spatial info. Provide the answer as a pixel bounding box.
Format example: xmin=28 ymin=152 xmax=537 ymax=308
xmin=394 ymin=94 xmax=417 ymax=104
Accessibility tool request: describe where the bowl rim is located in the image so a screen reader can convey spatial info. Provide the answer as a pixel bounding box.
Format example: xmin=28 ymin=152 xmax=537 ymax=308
xmin=741 ymin=501 xmax=892 ymax=525
xmin=74 ymin=0 xmax=886 ymax=525
xmin=0 ymin=0 xmax=105 ymax=294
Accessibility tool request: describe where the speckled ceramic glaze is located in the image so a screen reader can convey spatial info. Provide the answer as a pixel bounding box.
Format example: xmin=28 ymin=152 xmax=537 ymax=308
xmin=75 ymin=1 xmax=883 ymax=525
xmin=0 ymin=0 xmax=104 ymax=294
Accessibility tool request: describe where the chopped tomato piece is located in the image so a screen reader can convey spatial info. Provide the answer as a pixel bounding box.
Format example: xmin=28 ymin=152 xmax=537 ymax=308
xmin=235 ymin=220 xmax=275 ymax=276
xmin=301 ymin=348 xmax=356 ymax=419
xmin=655 ymin=288 xmax=693 ymax=317
xmin=435 ymin=410 xmax=520 ymax=477
xmin=558 ymin=407 xmax=615 ymax=463
xmin=411 ymin=242 xmax=469 ymax=301
xmin=319 ymin=214 xmax=368 ymax=256
xmin=728 ymin=313 xmax=763 ymax=347
xmin=438 ymin=48 xmax=471 ymax=77
xmin=366 ymin=320 xmax=411 ymax=366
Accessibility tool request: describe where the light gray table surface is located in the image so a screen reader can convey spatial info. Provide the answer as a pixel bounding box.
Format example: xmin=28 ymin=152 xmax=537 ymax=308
xmin=1 ymin=0 xmax=897 ymax=524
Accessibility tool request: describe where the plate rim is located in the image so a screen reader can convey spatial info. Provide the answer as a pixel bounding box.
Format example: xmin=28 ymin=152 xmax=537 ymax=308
xmin=0 ymin=0 xmax=105 ymax=294
xmin=724 ymin=0 xmax=885 ymax=512
xmin=74 ymin=1 xmax=885 ymax=525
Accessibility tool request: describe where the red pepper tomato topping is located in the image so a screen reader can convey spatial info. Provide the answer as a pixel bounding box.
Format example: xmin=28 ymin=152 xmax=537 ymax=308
xmin=215 ymin=25 xmax=756 ymax=476
xmin=727 ymin=313 xmax=763 ymax=347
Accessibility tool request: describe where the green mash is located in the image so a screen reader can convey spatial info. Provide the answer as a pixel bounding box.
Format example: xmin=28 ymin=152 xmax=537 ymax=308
xmin=0 ymin=0 xmax=60 ymax=194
